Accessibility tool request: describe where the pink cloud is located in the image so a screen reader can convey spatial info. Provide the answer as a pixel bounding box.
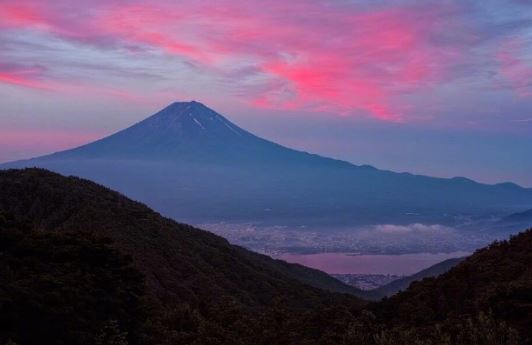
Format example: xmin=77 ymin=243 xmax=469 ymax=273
xmin=93 ymin=5 xmax=213 ymax=62
xmin=0 ymin=62 xmax=152 ymax=103
xmin=0 ymin=64 xmax=50 ymax=90
xmin=0 ymin=3 xmax=49 ymax=28
xmin=0 ymin=0 xmax=471 ymax=120
xmin=0 ymin=129 xmax=101 ymax=160
xmin=0 ymin=127 xmax=104 ymax=163
xmin=0 ymin=71 xmax=49 ymax=90
xmin=93 ymin=1 xmax=465 ymax=120
xmin=211 ymin=3 xmax=460 ymax=120
xmin=498 ymin=39 xmax=532 ymax=98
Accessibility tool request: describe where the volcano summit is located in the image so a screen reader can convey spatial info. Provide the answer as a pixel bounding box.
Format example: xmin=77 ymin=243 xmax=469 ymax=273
xmin=3 ymin=101 xmax=532 ymax=227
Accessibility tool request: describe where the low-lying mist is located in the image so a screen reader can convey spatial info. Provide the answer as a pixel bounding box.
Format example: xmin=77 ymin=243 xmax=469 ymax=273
xmin=200 ymin=222 xmax=500 ymax=256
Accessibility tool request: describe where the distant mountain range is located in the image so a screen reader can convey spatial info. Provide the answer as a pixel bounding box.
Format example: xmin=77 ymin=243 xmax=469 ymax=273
xmin=2 ymin=101 xmax=532 ymax=228
xmin=487 ymin=208 xmax=532 ymax=234
xmin=501 ymin=208 xmax=532 ymax=225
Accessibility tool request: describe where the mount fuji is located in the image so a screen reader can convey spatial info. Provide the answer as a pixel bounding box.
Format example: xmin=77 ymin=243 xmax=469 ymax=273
xmin=2 ymin=101 xmax=532 ymax=228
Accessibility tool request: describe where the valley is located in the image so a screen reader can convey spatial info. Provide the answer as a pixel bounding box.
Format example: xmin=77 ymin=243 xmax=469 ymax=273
xmin=272 ymin=251 xmax=470 ymax=275
xmin=200 ymin=221 xmax=495 ymax=255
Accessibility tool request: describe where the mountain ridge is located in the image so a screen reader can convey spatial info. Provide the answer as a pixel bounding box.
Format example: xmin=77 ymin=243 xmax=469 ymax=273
xmin=0 ymin=168 xmax=367 ymax=300
xmin=2 ymin=101 xmax=532 ymax=227
xmin=373 ymin=227 xmax=532 ymax=342
xmin=37 ymin=101 xmax=339 ymax=166
xmin=8 ymin=101 xmax=530 ymax=189
xmin=371 ymin=257 xmax=466 ymax=298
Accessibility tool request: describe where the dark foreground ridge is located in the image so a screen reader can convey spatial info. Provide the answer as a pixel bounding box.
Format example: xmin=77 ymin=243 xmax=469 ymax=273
xmin=1 ymin=168 xmax=531 ymax=345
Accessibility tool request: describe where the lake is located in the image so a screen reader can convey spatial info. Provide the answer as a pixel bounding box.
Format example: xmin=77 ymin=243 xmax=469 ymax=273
xmin=273 ymin=251 xmax=470 ymax=275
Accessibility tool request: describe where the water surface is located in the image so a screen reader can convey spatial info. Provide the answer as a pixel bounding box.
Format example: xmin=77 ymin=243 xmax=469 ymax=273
xmin=274 ymin=251 xmax=470 ymax=275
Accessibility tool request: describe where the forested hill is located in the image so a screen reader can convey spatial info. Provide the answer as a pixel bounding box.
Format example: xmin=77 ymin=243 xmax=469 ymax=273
xmin=371 ymin=257 xmax=465 ymax=298
xmin=0 ymin=168 xmax=367 ymax=344
xmin=1 ymin=168 xmax=531 ymax=345
xmin=374 ymin=228 xmax=532 ymax=342
xmin=0 ymin=168 xmax=364 ymax=304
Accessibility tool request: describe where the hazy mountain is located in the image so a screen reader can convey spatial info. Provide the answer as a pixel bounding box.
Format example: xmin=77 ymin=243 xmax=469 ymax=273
xmin=500 ymin=208 xmax=532 ymax=225
xmin=371 ymin=257 xmax=466 ymax=298
xmin=3 ymin=101 xmax=532 ymax=228
xmin=485 ymin=208 xmax=532 ymax=235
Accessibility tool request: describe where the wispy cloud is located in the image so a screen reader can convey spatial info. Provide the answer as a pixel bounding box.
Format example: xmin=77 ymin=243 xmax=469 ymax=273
xmin=0 ymin=63 xmax=49 ymax=90
xmin=497 ymin=38 xmax=532 ymax=97
xmin=0 ymin=0 xmax=531 ymax=123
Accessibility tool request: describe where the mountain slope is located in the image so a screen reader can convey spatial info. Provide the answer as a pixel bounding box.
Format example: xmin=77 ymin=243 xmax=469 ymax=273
xmin=373 ymin=228 xmax=532 ymax=342
xmin=43 ymin=101 xmax=288 ymax=162
xmin=488 ymin=208 xmax=532 ymax=235
xmin=1 ymin=168 xmax=530 ymax=344
xmin=2 ymin=101 xmax=532 ymax=228
xmin=0 ymin=217 xmax=150 ymax=345
xmin=0 ymin=168 xmax=366 ymax=304
xmin=371 ymin=257 xmax=466 ymax=298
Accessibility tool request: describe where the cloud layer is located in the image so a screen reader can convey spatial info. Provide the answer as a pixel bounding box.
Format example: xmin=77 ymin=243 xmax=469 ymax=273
xmin=1 ymin=0 xmax=532 ymax=122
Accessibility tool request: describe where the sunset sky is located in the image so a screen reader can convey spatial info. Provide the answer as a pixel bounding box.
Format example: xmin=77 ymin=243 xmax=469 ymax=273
xmin=1 ymin=0 xmax=531 ymax=186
